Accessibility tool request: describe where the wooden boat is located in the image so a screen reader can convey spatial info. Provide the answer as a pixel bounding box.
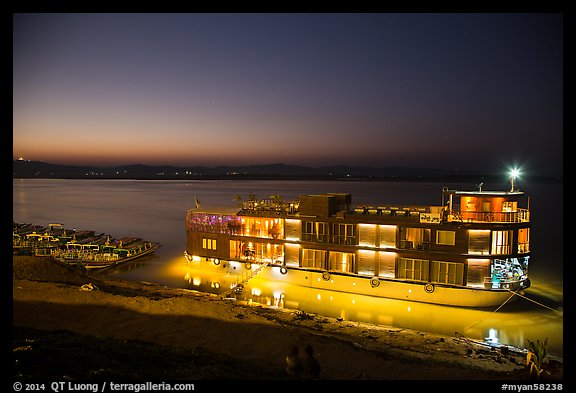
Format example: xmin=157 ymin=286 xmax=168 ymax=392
xmin=13 ymin=222 xmax=88 ymax=256
xmin=13 ymin=222 xmax=161 ymax=269
xmin=58 ymin=239 xmax=161 ymax=269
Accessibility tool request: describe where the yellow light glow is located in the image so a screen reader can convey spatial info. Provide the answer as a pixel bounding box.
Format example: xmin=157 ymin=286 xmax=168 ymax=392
xmin=469 ymin=229 xmax=490 ymax=235
xmin=229 ymin=261 xmax=241 ymax=270
xmin=486 ymin=328 xmax=499 ymax=344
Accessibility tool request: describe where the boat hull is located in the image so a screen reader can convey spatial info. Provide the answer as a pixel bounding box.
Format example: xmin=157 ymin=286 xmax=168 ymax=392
xmin=188 ymin=257 xmax=526 ymax=308
xmin=259 ymin=265 xmax=525 ymax=308
xmin=61 ymin=243 xmax=161 ymax=270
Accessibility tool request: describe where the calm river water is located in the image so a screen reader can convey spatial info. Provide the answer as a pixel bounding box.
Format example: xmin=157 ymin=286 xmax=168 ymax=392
xmin=12 ymin=178 xmax=564 ymax=357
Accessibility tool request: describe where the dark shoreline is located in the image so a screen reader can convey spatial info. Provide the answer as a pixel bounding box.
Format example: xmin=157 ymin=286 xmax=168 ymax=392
xmin=12 ymin=174 xmax=563 ymax=183
xmin=12 ymin=160 xmax=562 ymax=183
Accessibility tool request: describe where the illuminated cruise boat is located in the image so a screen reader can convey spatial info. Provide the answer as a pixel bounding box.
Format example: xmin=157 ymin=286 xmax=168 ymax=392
xmin=184 ymin=178 xmax=531 ymax=308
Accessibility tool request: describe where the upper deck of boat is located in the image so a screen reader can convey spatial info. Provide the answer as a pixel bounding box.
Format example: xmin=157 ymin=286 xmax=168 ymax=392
xmin=189 ymin=189 xmax=529 ymax=227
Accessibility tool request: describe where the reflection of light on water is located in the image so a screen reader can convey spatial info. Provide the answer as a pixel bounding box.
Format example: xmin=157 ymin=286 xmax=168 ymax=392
xmin=273 ymin=292 xmax=285 ymax=308
xmin=247 ymin=274 xmax=563 ymax=356
xmin=485 ymin=328 xmax=499 ymax=345
xmin=183 ymin=272 xmax=202 ymax=286
xmin=153 ymin=256 xmax=563 ymax=357
xmin=161 ymin=255 xmax=248 ymax=295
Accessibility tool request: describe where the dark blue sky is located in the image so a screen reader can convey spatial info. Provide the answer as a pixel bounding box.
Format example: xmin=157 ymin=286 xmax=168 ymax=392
xmin=13 ymin=13 xmax=563 ymax=176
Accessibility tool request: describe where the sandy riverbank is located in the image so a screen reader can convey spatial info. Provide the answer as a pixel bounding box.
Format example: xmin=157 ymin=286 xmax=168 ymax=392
xmin=12 ymin=256 xmax=563 ymax=383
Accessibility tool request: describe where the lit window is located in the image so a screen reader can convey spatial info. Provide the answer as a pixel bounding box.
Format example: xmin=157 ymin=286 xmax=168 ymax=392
xmin=518 ymin=228 xmax=530 ymax=253
xmin=397 ymin=258 xmax=429 ymax=281
xmin=202 ymin=238 xmax=217 ymax=250
xmin=430 ymin=260 xmax=464 ymax=285
xmin=491 ymin=230 xmax=512 ymax=255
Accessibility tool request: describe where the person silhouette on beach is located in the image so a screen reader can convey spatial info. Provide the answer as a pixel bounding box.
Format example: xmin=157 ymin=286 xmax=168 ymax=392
xmin=302 ymin=345 xmax=321 ymax=379
xmin=285 ymin=345 xmax=304 ymax=378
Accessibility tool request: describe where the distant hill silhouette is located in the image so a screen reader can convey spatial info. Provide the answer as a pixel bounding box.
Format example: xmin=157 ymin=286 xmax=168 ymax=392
xmin=12 ymin=159 xmax=559 ymax=183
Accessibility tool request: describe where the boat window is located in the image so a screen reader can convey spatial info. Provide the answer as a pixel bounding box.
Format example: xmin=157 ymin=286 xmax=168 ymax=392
xmin=302 ymin=249 xmax=326 ymax=269
xmin=229 ymin=240 xmax=242 ymax=259
xmin=378 ymin=225 xmax=396 ymax=248
xmin=399 ymin=227 xmax=430 ymax=250
xmin=518 ymin=228 xmax=530 ymax=253
xmin=284 ymin=243 xmax=300 ymax=267
xmin=358 ymin=224 xmax=377 ymax=247
xmin=397 ymin=258 xmax=429 ymax=281
xmin=303 ymin=221 xmax=329 ymax=243
xmin=430 ymin=260 xmax=464 ymax=285
xmin=230 ymin=240 xmax=283 ymax=264
xmin=285 ymin=219 xmax=301 ymax=241
xmin=329 ymin=251 xmax=355 ymax=273
xmin=468 ymin=230 xmax=490 ymax=255
xmin=202 ymin=238 xmax=217 ymax=250
xmin=502 ymin=201 xmax=517 ymax=213
xmin=436 ymin=230 xmax=456 ymax=246
xmin=331 ymin=223 xmax=357 ymax=245
xmin=466 ymin=259 xmax=491 ymax=288
xmin=491 ymin=230 xmax=512 ymax=255
xmin=357 ymin=250 xmax=376 ymax=275
xmin=377 ymin=252 xmax=395 ymax=278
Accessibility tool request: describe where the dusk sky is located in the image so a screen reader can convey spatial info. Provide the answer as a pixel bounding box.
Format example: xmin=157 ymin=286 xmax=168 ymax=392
xmin=13 ymin=13 xmax=563 ymax=176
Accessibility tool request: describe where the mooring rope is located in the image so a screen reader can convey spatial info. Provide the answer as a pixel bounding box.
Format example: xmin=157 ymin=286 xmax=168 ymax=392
xmin=462 ymin=288 xmax=560 ymax=334
xmin=462 ymin=291 xmax=516 ymax=332
xmin=455 ymin=289 xmax=561 ymax=352
xmin=507 ymin=289 xmax=560 ymax=313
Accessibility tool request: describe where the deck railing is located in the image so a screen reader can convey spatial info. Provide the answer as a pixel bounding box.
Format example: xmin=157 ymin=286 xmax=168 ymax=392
xmin=450 ymin=207 xmax=529 ymax=223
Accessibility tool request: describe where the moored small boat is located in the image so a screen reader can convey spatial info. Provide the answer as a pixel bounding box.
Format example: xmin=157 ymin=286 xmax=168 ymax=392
xmin=13 ymin=222 xmax=161 ymax=270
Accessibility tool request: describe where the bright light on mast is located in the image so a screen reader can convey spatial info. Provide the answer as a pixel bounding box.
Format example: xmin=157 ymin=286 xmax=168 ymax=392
xmin=509 ymin=168 xmax=520 ymax=192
